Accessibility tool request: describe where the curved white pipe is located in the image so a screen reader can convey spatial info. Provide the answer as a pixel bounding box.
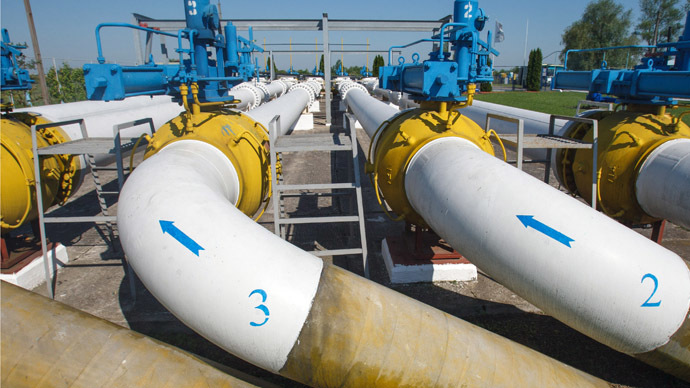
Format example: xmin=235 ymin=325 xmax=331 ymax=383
xmin=404 ymin=137 xmax=690 ymax=354
xmin=344 ymin=89 xmax=690 ymax=357
xmin=636 ymin=138 xmax=690 ymax=229
xmin=117 ymin=140 xmax=323 ymax=372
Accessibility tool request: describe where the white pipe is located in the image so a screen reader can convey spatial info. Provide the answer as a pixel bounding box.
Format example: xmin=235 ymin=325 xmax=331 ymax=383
xmin=404 ymin=137 xmax=690 ymax=355
xmin=15 ymin=95 xmax=183 ymax=142
xmin=344 ymin=89 xmax=690 ymax=357
xmin=344 ymin=87 xmax=399 ymax=140
xmin=245 ymin=84 xmax=313 ymax=135
xmin=117 ymin=140 xmax=323 ymax=372
xmin=228 ymin=86 xmax=258 ymax=111
xmin=636 ymin=138 xmax=690 ymax=229
xmin=264 ymin=81 xmax=286 ymax=98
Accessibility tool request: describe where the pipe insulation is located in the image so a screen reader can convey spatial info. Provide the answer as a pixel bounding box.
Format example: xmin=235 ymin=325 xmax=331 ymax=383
xmin=344 ymin=87 xmax=690 ymax=379
xmin=15 ymin=95 xmax=184 ymax=143
xmin=636 ymin=138 xmax=690 ymax=229
xmin=118 ymin=139 xmax=608 ymax=387
xmin=0 ymin=281 xmax=262 ymax=388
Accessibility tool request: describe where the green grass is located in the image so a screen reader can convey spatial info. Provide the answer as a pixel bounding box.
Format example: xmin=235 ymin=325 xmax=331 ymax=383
xmin=474 ymin=90 xmax=690 ymax=126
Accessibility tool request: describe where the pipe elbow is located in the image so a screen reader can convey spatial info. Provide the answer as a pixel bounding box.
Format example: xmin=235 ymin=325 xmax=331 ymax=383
xmin=371 ymin=106 xmax=495 ymax=226
xmin=144 ymin=111 xmax=270 ymax=217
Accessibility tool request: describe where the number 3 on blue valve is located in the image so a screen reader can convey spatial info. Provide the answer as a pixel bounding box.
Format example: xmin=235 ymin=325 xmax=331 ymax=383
xmin=641 ymin=273 xmax=661 ymax=307
xmin=249 ymin=289 xmax=270 ymax=326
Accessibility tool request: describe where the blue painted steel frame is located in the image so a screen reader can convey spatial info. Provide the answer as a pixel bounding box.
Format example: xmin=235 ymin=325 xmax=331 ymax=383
xmin=1 ymin=28 xmax=33 ymax=91
xmin=552 ymin=12 xmax=690 ymax=105
xmin=378 ymin=0 xmax=498 ymax=102
xmin=83 ymin=0 xmax=263 ymax=103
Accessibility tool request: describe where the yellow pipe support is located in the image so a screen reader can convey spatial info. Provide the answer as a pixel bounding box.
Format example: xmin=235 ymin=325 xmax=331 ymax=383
xmin=0 ymin=113 xmax=80 ymax=233
xmin=145 ymin=110 xmax=271 ymax=217
xmin=370 ymin=103 xmax=494 ymax=227
xmin=0 ymin=281 xmax=261 ymax=388
xmin=279 ymin=264 xmax=609 ymax=387
xmin=555 ymin=107 xmax=690 ymax=225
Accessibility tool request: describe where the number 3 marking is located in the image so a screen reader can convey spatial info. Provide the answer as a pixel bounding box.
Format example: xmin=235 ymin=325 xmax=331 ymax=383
xmin=641 ymin=273 xmax=661 ymax=307
xmin=464 ymin=4 xmax=473 ymax=19
xmin=249 ymin=289 xmax=270 ymax=326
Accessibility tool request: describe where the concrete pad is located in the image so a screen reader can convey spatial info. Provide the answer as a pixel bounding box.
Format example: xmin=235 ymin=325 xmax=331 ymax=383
xmin=381 ymin=237 xmax=477 ymax=284
xmin=1 ymin=244 xmax=69 ymax=290
xmin=291 ymin=113 xmax=314 ymax=131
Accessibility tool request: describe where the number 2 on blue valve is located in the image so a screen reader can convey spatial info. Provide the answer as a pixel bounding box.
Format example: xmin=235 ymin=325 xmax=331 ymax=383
xmin=249 ymin=289 xmax=270 ymax=326
xmin=641 ymin=273 xmax=661 ymax=307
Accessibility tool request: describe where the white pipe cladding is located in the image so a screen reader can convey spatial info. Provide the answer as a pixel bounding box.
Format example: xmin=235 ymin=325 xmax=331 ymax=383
xmin=117 ymin=140 xmax=323 ymax=371
xmin=404 ymin=137 xmax=690 ymax=354
xmin=636 ymin=138 xmax=690 ymax=230
xmin=245 ymin=86 xmax=311 ymax=135
xmin=15 ymin=95 xmax=183 ymax=141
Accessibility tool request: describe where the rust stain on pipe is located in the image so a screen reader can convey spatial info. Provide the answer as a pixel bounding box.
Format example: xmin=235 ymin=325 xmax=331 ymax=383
xmin=1 ymin=281 xmax=258 ymax=388
xmin=280 ymin=265 xmax=610 ymax=388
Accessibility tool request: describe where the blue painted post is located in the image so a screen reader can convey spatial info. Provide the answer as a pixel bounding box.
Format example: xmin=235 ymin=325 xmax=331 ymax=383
xmin=453 ymin=0 xmax=478 ymax=82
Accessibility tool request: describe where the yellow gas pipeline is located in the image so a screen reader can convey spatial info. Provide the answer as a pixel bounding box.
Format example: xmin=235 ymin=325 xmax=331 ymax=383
xmin=0 ymin=112 xmax=80 ymax=233
xmin=367 ymin=89 xmax=496 ymax=226
xmin=144 ymin=83 xmax=272 ymax=218
xmin=555 ymin=105 xmax=690 ymax=225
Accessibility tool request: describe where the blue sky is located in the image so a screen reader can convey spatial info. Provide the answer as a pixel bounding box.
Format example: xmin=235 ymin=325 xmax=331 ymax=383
xmin=1 ymin=0 xmax=643 ymax=71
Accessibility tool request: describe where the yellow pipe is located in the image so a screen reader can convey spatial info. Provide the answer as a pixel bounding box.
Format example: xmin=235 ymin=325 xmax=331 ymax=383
xmin=0 ymin=113 xmax=80 ymax=233
xmin=279 ymin=264 xmax=608 ymax=387
xmin=0 ymin=281 xmax=262 ymax=387
xmin=555 ymin=107 xmax=690 ymax=225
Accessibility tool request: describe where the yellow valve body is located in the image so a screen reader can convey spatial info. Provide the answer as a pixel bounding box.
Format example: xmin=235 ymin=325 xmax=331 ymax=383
xmin=373 ymin=108 xmax=495 ymax=227
xmin=555 ymin=109 xmax=690 ymax=225
xmin=144 ymin=110 xmax=270 ymax=217
xmin=1 ymin=113 xmax=79 ymax=232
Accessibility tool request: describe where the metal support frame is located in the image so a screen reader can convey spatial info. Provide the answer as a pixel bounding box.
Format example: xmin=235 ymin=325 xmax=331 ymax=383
xmin=488 ymin=113 xmax=599 ymax=209
xmin=547 ymin=115 xmax=598 ymax=209
xmin=576 ymin=100 xmax=614 ymax=115
xmin=267 ymin=113 xmax=369 ymax=278
xmin=31 ymin=118 xmax=151 ymax=298
xmin=322 ymin=13 xmax=331 ymax=126
xmin=132 ymin=13 xmax=448 ymax=125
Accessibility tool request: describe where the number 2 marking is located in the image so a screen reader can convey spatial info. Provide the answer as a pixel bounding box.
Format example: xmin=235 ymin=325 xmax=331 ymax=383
xmin=641 ymin=273 xmax=661 ymax=307
xmin=249 ymin=289 xmax=270 ymax=326
xmin=464 ymin=4 xmax=473 ymax=19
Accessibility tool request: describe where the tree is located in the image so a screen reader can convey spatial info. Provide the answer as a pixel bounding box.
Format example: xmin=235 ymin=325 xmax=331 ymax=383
xmin=636 ymin=0 xmax=685 ymax=46
xmin=318 ymin=55 xmax=324 ymax=74
xmin=560 ymin=0 xmax=639 ymax=70
xmin=526 ymin=48 xmax=543 ymax=91
xmin=372 ymin=54 xmax=385 ymax=77
xmin=46 ymin=62 xmax=86 ymax=103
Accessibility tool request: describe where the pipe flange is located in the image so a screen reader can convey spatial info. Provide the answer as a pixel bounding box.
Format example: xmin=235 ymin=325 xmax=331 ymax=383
xmin=306 ymin=80 xmax=322 ymax=95
xmin=288 ymin=83 xmax=316 ymax=107
xmin=232 ymin=83 xmax=262 ymax=109
xmin=254 ymin=82 xmax=270 ymax=102
xmin=339 ymin=82 xmax=368 ymax=99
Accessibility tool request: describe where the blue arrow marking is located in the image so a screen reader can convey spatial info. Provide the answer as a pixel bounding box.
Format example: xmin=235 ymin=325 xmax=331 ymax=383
xmin=517 ymin=215 xmax=575 ymax=248
xmin=159 ymin=220 xmax=204 ymax=256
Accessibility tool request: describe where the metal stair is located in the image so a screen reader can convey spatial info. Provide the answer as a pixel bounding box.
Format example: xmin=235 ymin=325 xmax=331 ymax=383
xmin=268 ymin=115 xmax=369 ymax=277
